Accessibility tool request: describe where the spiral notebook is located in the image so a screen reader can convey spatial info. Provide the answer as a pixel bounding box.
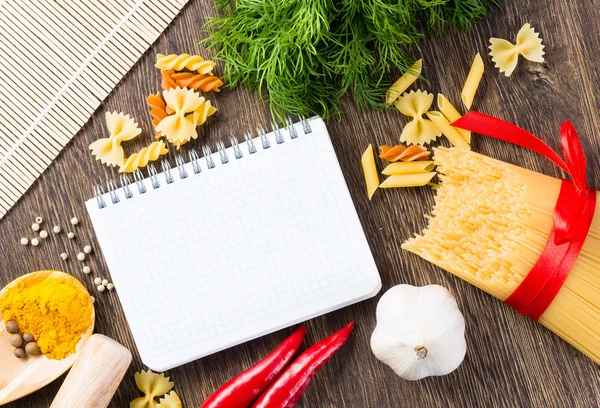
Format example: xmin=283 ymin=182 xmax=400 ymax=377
xmin=85 ymin=116 xmax=381 ymax=371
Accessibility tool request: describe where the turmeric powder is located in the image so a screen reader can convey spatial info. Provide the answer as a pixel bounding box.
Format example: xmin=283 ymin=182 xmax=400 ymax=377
xmin=1 ymin=271 xmax=93 ymax=360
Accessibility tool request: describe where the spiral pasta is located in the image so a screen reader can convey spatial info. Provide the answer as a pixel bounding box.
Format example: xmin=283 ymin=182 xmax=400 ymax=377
xmin=89 ymin=112 xmax=141 ymax=167
xmin=120 ymin=141 xmax=169 ymax=173
xmin=379 ymin=144 xmax=430 ymax=162
xmin=394 ymin=90 xmax=441 ymax=145
xmin=155 ymin=53 xmax=216 ymax=75
xmin=147 ymin=93 xmax=168 ymax=139
xmin=161 ymin=69 xmax=223 ymax=92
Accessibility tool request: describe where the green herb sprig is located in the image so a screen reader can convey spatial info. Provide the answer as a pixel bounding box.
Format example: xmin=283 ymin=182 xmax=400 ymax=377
xmin=204 ymin=0 xmax=499 ymax=120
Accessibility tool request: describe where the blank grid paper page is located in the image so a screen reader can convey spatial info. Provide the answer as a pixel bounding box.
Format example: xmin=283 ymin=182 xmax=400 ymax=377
xmin=86 ymin=118 xmax=380 ymax=370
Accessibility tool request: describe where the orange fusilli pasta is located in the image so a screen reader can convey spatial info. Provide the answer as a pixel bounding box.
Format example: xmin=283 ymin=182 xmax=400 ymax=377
xmin=161 ymin=69 xmax=223 ymax=93
xmin=379 ymin=144 xmax=430 ymax=162
xmin=147 ymin=93 xmax=169 ymax=139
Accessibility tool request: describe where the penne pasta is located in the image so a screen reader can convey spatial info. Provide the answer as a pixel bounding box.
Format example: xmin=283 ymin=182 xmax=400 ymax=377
xmin=461 ymin=53 xmax=484 ymax=110
xmin=379 ymin=172 xmax=436 ymax=188
xmin=426 ymin=111 xmax=471 ymax=150
xmin=386 ymin=59 xmax=423 ymax=104
xmin=382 ymin=161 xmax=435 ymax=175
xmin=437 ymin=94 xmax=471 ymax=143
xmin=361 ymin=144 xmax=380 ymax=200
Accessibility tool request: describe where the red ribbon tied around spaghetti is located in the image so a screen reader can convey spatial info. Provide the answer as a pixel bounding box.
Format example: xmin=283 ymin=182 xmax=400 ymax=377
xmin=452 ymin=111 xmax=596 ymax=321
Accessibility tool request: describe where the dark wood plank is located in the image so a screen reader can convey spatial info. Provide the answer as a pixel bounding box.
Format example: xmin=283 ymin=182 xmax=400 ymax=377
xmin=1 ymin=0 xmax=600 ymax=406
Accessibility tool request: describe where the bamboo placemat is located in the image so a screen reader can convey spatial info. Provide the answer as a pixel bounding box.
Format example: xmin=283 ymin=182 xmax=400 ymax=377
xmin=0 ymin=0 xmax=190 ymax=220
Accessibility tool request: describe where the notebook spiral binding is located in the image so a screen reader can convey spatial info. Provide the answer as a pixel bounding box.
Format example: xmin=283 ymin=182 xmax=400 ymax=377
xmin=94 ymin=116 xmax=313 ymax=209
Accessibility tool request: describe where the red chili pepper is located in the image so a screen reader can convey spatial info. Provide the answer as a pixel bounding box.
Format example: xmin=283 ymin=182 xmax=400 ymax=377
xmin=201 ymin=325 xmax=306 ymax=408
xmin=252 ymin=322 xmax=354 ymax=408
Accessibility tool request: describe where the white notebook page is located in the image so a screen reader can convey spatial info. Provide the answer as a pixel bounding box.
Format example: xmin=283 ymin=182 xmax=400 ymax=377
xmin=86 ymin=117 xmax=380 ymax=370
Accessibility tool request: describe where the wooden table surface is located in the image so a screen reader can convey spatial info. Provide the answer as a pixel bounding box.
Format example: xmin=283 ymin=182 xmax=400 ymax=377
xmin=2 ymin=0 xmax=600 ymax=406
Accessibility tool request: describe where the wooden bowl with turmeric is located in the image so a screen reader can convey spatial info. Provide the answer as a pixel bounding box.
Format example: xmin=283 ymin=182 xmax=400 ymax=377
xmin=0 ymin=270 xmax=95 ymax=405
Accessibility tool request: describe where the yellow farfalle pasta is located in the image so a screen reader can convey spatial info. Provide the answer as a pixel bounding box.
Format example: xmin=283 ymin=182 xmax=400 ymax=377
xmin=131 ymin=370 xmax=174 ymax=408
xmin=120 ymin=141 xmax=169 ymax=173
xmin=155 ymin=53 xmax=216 ymax=75
xmin=490 ymin=23 xmax=545 ymax=76
xmin=156 ymin=87 xmax=207 ymax=148
xmin=156 ymin=392 xmax=182 ymax=408
xmin=89 ymin=112 xmax=141 ymax=167
xmin=394 ymin=90 xmax=441 ymax=145
xmin=191 ymin=99 xmax=217 ymax=127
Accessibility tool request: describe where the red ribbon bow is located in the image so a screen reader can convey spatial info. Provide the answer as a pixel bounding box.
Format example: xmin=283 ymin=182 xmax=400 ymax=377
xmin=452 ymin=111 xmax=596 ymax=321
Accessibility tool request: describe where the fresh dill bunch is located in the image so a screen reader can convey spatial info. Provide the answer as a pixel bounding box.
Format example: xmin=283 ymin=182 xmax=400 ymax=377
xmin=204 ymin=0 xmax=499 ymax=120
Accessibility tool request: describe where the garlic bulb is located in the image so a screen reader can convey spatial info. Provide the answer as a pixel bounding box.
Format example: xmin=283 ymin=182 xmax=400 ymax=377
xmin=370 ymin=284 xmax=466 ymax=381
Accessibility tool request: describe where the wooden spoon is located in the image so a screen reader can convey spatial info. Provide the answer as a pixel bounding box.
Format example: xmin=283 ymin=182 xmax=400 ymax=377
xmin=0 ymin=271 xmax=95 ymax=405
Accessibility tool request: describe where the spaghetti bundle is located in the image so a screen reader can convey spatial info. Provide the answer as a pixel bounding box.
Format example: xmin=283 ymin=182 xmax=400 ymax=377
xmin=403 ymin=147 xmax=600 ymax=364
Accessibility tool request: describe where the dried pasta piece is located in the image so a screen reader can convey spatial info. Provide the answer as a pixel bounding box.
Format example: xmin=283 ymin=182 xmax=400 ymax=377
xmin=461 ymin=53 xmax=484 ymax=110
xmin=156 ymin=87 xmax=206 ymax=148
xmin=489 ymin=23 xmax=545 ymax=76
xmin=147 ymin=93 xmax=169 ymax=139
xmin=380 ymin=172 xmax=436 ymax=188
xmin=131 ymin=370 xmax=174 ymax=408
xmin=160 ymin=70 xmax=178 ymax=90
xmin=156 ymin=392 xmax=182 ymax=408
xmin=437 ymin=94 xmax=471 ymax=143
xmin=394 ymin=90 xmax=441 ymax=145
xmin=120 ymin=141 xmax=169 ymax=173
xmin=379 ymin=144 xmax=430 ymax=162
xmin=426 ymin=111 xmax=471 ymax=150
xmin=192 ymin=99 xmax=217 ymax=127
xmin=386 ymin=59 xmax=422 ymax=104
xmin=361 ymin=144 xmax=379 ymax=200
xmin=382 ymin=161 xmax=434 ymax=175
xmin=155 ymin=53 xmax=216 ymax=75
xmin=161 ymin=69 xmax=223 ymax=92
xmin=89 ymin=112 xmax=141 ymax=167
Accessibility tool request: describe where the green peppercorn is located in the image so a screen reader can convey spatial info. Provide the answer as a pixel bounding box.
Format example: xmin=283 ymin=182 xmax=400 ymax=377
xmin=5 ymin=320 xmax=18 ymax=334
xmin=9 ymin=333 xmax=23 ymax=348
